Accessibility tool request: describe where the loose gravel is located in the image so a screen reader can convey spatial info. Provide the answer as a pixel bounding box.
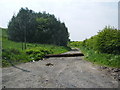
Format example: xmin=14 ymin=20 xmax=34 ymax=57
xmin=2 ymin=50 xmax=118 ymax=88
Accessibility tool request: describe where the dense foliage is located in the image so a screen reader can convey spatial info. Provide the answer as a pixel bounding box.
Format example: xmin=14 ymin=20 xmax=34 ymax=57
xmin=82 ymin=26 xmax=120 ymax=55
xmin=69 ymin=26 xmax=120 ymax=67
xmin=8 ymin=8 xmax=69 ymax=46
xmin=96 ymin=27 xmax=120 ymax=54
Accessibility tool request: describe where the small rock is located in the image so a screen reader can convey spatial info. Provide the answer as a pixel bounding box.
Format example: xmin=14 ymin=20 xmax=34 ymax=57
xmin=46 ymin=79 xmax=49 ymax=81
xmin=111 ymin=73 xmax=117 ymax=76
xmin=113 ymin=68 xmax=120 ymax=72
xmin=3 ymin=86 xmax=6 ymax=88
xmin=46 ymin=63 xmax=54 ymax=66
xmin=100 ymin=66 xmax=107 ymax=69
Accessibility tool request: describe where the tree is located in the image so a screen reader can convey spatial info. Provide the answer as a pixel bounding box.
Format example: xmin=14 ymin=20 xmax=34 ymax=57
xmin=8 ymin=7 xmax=69 ymax=46
xmin=8 ymin=8 xmax=36 ymax=49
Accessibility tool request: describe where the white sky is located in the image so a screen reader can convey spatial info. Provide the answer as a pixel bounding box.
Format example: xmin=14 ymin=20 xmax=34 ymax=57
xmin=0 ymin=0 xmax=119 ymax=41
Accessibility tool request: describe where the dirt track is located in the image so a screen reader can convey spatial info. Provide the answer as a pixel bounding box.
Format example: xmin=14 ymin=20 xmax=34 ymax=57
xmin=2 ymin=50 xmax=118 ymax=88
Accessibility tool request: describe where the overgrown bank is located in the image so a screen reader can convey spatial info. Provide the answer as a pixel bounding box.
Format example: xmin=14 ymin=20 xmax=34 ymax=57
xmin=69 ymin=26 xmax=120 ymax=68
xmin=2 ymin=28 xmax=70 ymax=67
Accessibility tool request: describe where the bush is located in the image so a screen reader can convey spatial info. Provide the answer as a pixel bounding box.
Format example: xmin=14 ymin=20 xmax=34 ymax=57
xmin=68 ymin=26 xmax=120 ymax=67
xmin=25 ymin=47 xmax=52 ymax=61
xmin=82 ymin=26 xmax=120 ymax=55
xmin=95 ymin=26 xmax=120 ymax=54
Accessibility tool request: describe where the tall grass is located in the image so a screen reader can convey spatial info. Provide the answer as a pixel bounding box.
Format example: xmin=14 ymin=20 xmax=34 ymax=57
xmin=1 ymin=28 xmax=70 ymax=67
xmin=80 ymin=46 xmax=120 ymax=68
xmin=69 ymin=41 xmax=120 ymax=68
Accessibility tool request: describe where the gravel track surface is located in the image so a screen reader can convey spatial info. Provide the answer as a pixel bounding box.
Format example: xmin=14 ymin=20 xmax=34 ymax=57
xmin=2 ymin=50 xmax=118 ymax=88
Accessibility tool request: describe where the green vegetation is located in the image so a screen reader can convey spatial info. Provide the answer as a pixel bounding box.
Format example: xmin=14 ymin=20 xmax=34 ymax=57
xmin=2 ymin=28 xmax=70 ymax=67
xmin=2 ymin=8 xmax=70 ymax=67
xmin=80 ymin=46 xmax=120 ymax=68
xmin=8 ymin=8 xmax=69 ymax=46
xmin=82 ymin=26 xmax=120 ymax=54
xmin=69 ymin=26 xmax=120 ymax=68
xmin=2 ymin=9 xmax=120 ymax=69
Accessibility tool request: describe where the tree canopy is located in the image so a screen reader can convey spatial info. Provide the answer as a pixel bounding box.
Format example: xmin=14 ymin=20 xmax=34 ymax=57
xmin=8 ymin=7 xmax=69 ymax=46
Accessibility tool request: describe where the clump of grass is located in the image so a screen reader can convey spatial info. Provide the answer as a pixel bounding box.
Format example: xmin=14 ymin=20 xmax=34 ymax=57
xmin=25 ymin=47 xmax=52 ymax=61
xmin=2 ymin=48 xmax=30 ymax=67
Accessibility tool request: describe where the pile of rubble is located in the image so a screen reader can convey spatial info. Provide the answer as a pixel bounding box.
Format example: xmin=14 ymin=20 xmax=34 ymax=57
xmin=99 ymin=66 xmax=120 ymax=81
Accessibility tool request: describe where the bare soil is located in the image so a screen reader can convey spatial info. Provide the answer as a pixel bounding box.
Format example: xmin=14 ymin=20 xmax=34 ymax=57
xmin=2 ymin=50 xmax=118 ymax=88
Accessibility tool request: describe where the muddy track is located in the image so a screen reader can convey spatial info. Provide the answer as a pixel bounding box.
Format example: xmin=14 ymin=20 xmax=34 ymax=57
xmin=2 ymin=49 xmax=118 ymax=88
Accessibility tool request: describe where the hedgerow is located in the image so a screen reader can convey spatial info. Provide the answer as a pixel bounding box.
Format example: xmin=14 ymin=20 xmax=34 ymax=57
xmin=82 ymin=26 xmax=120 ymax=54
xmin=69 ymin=26 xmax=120 ymax=67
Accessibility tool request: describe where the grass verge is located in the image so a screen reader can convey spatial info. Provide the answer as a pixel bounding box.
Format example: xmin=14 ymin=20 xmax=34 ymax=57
xmin=1 ymin=28 xmax=70 ymax=67
xmin=69 ymin=41 xmax=120 ymax=68
xmin=80 ymin=46 xmax=120 ymax=68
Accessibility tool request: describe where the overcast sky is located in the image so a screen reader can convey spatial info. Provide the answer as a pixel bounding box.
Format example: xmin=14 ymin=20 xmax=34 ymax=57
xmin=0 ymin=0 xmax=119 ymax=41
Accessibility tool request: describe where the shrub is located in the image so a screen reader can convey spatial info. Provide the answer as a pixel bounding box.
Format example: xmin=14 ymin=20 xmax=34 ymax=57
xmin=25 ymin=47 xmax=52 ymax=61
xmin=81 ymin=26 xmax=120 ymax=55
xmin=95 ymin=26 xmax=120 ymax=54
xmin=68 ymin=26 xmax=120 ymax=67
